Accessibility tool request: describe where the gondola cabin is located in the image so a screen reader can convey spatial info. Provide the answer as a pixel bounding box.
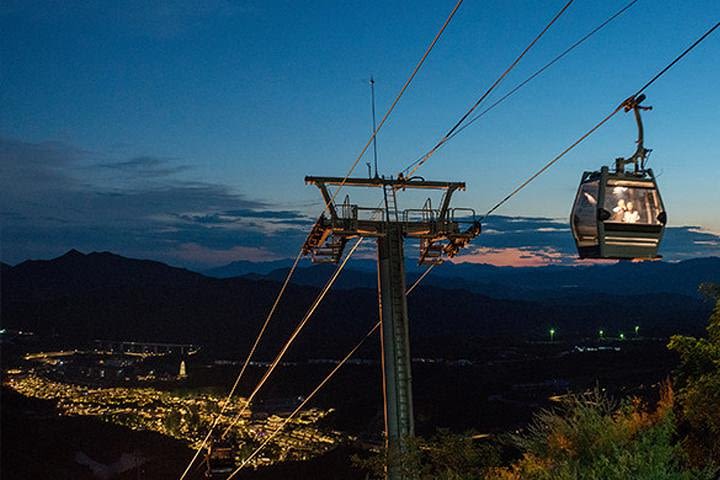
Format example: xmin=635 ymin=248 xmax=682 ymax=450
xmin=570 ymin=94 xmax=666 ymax=260
xmin=571 ymin=166 xmax=666 ymax=259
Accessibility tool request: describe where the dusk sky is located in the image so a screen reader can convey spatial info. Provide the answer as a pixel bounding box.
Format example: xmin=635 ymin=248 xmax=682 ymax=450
xmin=1 ymin=0 xmax=718 ymax=269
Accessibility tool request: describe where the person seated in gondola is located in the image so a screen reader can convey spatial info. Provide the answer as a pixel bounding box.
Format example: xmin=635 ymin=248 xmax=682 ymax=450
xmin=623 ymin=201 xmax=640 ymax=223
xmin=612 ymin=198 xmax=627 ymax=221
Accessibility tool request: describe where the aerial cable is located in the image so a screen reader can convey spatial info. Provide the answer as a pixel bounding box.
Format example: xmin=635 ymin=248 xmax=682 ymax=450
xmin=631 ymin=20 xmax=719 ymax=97
xmin=222 ymin=261 xmax=429 ymax=479
xmin=217 ymin=0 xmax=462 ymax=430
xmin=404 ymin=0 xmax=574 ymax=179
xmin=180 ymin=3 xmax=465 ymax=475
xmin=211 ymin=0 xmax=463 ymax=430
xmin=214 ymin=18 xmax=720 ymax=475
xmin=320 ymin=0 xmax=464 ymax=214
xmin=402 ymin=0 xmax=640 ymax=175
xmin=224 ymin=320 xmax=382 ymax=479
xmin=403 ymin=18 xmax=719 ymax=302
xmin=481 ymin=19 xmax=720 ymax=221
xmin=406 ymin=264 xmax=436 ymax=295
xmin=220 ymin=237 xmax=365 ymax=438
xmin=177 ymin=249 xmax=305 ymax=480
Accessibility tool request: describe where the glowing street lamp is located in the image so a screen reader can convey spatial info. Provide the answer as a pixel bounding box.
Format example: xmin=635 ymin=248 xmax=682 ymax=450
xmin=619 ymin=332 xmax=625 ymax=340
xmin=599 ymin=329 xmax=604 ymax=339
xmin=635 ymin=325 xmax=640 ymax=337
xmin=549 ymin=328 xmax=556 ymax=342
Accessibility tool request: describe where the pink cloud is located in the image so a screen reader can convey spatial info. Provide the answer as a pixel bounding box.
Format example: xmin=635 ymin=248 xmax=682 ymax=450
xmin=453 ymin=247 xmax=567 ymax=267
xmin=454 ymin=247 xmax=620 ymax=267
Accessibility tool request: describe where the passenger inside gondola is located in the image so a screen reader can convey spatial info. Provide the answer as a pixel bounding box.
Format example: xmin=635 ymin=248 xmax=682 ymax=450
xmin=612 ymin=198 xmax=626 ymax=221
xmin=623 ymin=201 xmax=640 ymax=223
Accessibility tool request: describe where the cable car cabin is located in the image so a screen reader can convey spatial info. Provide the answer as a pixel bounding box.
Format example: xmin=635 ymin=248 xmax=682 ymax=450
xmin=571 ymin=166 xmax=666 ymax=259
xmin=571 ymin=94 xmax=667 ymax=259
xmin=205 ymin=440 xmax=235 ymax=478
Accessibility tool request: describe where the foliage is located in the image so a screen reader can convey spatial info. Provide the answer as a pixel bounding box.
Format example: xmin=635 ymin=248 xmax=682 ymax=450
xmin=352 ymin=429 xmax=500 ymax=480
xmin=485 ymin=387 xmax=713 ymax=480
xmin=668 ymin=282 xmax=720 ymax=467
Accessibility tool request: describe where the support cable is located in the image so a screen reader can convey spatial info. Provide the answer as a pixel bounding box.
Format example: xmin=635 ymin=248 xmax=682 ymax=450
xmin=225 ymin=321 xmax=382 ymax=479
xmin=406 ymin=264 xmax=436 ymax=295
xmin=223 ymin=262 xmax=427 ymax=479
xmin=481 ymin=19 xmax=720 ymax=220
xmin=178 ymin=248 xmax=305 ymax=480
xmin=220 ymin=237 xmax=365 ymax=438
xmin=403 ymin=19 xmax=720 ymax=307
xmin=404 ymin=0 xmax=574 ymax=179
xmin=178 ymin=3 xmax=465 ymax=473
xmin=402 ymin=0 xmax=639 ymax=175
xmin=482 ymin=107 xmax=621 ymax=219
xmin=321 ymin=0 xmax=464 ymax=212
xmin=631 ymin=20 xmax=719 ymax=97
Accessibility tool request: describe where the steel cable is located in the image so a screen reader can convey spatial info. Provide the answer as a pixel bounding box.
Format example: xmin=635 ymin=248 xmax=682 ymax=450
xmin=404 ymin=0 xmax=574 ymax=178
xmin=481 ymin=20 xmax=720 ymax=220
xmin=177 ymin=3 xmax=466 ymax=476
xmin=401 ymin=0 xmax=640 ymax=175
xmin=222 ymin=256 xmax=428 ymax=479
xmin=220 ymin=238 xmax=364 ymax=439
xmin=177 ymin=249 xmax=304 ymax=480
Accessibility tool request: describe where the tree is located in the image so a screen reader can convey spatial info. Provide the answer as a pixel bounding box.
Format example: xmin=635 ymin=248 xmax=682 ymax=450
xmin=668 ymin=283 xmax=720 ymax=467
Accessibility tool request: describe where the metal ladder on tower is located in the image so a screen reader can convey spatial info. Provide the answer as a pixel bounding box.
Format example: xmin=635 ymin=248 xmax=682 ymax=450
xmin=383 ymin=183 xmax=400 ymax=223
xmin=388 ymin=223 xmax=414 ymax=437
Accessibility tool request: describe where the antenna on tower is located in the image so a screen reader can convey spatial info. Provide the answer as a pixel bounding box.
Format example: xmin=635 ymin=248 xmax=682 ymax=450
xmin=370 ymin=76 xmax=379 ymax=178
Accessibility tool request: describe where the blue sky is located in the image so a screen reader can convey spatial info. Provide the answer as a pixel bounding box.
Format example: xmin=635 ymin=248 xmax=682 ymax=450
xmin=1 ymin=1 xmax=719 ymax=268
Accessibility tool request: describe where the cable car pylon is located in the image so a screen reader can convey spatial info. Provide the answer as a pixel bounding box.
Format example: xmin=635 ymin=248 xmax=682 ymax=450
xmin=302 ymin=175 xmax=480 ymax=479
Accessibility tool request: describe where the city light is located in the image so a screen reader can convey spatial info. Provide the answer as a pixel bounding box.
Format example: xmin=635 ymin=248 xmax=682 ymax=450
xmin=549 ymin=328 xmax=555 ymax=342
xmin=5 ymin=372 xmax=342 ymax=468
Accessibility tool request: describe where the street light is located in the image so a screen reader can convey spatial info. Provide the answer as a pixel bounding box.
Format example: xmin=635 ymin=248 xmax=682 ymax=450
xmin=619 ymin=332 xmax=625 ymax=340
xmin=599 ymin=329 xmax=604 ymax=339
xmin=635 ymin=325 xmax=640 ymax=337
xmin=549 ymin=328 xmax=555 ymax=342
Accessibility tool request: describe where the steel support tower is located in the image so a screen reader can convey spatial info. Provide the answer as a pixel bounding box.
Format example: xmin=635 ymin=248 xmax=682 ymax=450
xmin=302 ymin=175 xmax=480 ymax=480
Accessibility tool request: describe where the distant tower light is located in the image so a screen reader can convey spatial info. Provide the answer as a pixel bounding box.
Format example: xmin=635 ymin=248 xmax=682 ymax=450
xmin=178 ymin=360 xmax=188 ymax=379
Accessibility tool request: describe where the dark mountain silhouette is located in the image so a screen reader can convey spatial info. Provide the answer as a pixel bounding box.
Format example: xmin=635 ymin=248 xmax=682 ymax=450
xmin=246 ymin=257 xmax=720 ymax=300
xmin=203 ymin=259 xmax=297 ymax=278
xmin=4 ymin=249 xmax=206 ymax=302
xmin=1 ymin=250 xmax=715 ymax=359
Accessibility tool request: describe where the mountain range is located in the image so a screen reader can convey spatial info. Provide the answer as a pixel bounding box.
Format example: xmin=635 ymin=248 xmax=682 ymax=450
xmin=207 ymin=257 xmax=720 ymax=300
xmin=2 ymin=250 xmax=718 ymax=359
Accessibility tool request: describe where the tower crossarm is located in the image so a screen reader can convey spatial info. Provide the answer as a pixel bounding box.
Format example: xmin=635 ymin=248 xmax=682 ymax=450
xmin=305 ymin=176 xmax=465 ymax=191
xmin=302 ymin=176 xmax=480 ymax=265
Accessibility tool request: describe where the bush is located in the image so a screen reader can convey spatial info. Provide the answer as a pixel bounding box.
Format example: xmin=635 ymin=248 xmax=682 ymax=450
xmin=486 ymin=387 xmax=713 ymax=480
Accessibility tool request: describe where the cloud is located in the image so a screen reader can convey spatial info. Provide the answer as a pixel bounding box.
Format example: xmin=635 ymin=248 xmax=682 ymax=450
xmin=98 ymin=156 xmax=191 ymax=177
xmin=0 ymin=137 xmax=309 ymax=268
xmin=452 ymin=215 xmax=720 ymax=267
xmin=455 ymin=246 xmax=567 ymax=267
xmin=2 ymin=138 xmax=718 ymax=269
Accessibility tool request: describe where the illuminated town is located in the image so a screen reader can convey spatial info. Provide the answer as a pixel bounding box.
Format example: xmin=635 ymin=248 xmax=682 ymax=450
xmin=4 ymin=354 xmax=344 ymax=469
